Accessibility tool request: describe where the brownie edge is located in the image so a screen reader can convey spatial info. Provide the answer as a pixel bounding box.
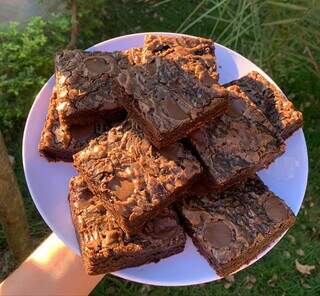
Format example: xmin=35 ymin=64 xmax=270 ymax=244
xmin=177 ymin=176 xmax=295 ymax=277
xmin=225 ymin=71 xmax=303 ymax=139
xmin=38 ymin=90 xmax=111 ymax=162
xmin=69 ymin=176 xmax=186 ymax=275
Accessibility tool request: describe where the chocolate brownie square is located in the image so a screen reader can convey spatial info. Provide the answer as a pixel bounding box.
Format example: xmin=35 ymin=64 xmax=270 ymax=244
xmin=69 ymin=176 xmax=186 ymax=275
xmin=117 ymin=36 xmax=228 ymax=149
xmin=225 ymin=71 xmax=303 ymax=139
xmin=73 ymin=119 xmax=202 ymax=235
xmin=142 ymin=34 xmax=219 ymax=83
xmin=177 ymin=175 xmax=295 ymax=277
xmin=188 ymin=85 xmax=285 ymax=189
xmin=55 ymin=48 xmax=140 ymax=127
xmin=38 ymin=90 xmax=112 ymax=162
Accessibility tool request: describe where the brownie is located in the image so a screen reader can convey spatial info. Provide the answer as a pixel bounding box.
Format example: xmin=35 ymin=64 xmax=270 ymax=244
xmin=117 ymin=36 xmax=228 ymax=149
xmin=73 ymin=119 xmax=202 ymax=234
xmin=188 ymin=85 xmax=285 ymax=189
xmin=142 ymin=34 xmax=219 ymax=83
xmin=177 ymin=175 xmax=295 ymax=277
xmin=225 ymin=71 xmax=303 ymax=139
xmin=38 ymin=90 xmax=113 ymax=162
xmin=55 ymin=48 xmax=140 ymax=127
xmin=69 ymin=176 xmax=186 ymax=275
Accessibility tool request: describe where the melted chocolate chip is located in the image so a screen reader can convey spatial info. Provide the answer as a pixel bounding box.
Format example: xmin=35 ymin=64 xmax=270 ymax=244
xmin=226 ymin=97 xmax=247 ymax=118
xmin=108 ymin=178 xmax=134 ymax=201
xmin=105 ymin=229 xmax=120 ymax=245
xmin=76 ymin=188 xmax=93 ymax=209
xmin=84 ymin=57 xmax=108 ymax=75
xmin=152 ymin=44 xmax=170 ymax=53
xmin=77 ymin=188 xmax=92 ymax=200
xmin=203 ymin=221 xmax=232 ymax=248
xmin=264 ymin=198 xmax=288 ymax=222
xmin=194 ymin=47 xmax=211 ymax=55
xmin=161 ymin=98 xmax=189 ymax=120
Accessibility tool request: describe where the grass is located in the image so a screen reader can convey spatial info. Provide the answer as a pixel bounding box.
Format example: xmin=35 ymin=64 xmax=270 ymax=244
xmin=0 ymin=0 xmax=319 ymax=294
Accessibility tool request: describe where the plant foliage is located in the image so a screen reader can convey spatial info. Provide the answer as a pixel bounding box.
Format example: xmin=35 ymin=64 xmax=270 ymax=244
xmin=0 ymin=14 xmax=69 ymax=132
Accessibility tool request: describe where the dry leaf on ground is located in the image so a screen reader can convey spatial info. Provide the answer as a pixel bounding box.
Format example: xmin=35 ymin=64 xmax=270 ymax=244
xmin=224 ymin=282 xmax=232 ymax=289
xmin=139 ymin=284 xmax=152 ymax=293
xmin=296 ymin=249 xmax=305 ymax=256
xmin=284 ymin=251 xmax=291 ymax=258
xmin=267 ymin=274 xmax=278 ymax=287
xmin=301 ymin=280 xmax=311 ymax=289
xmin=244 ymin=275 xmax=256 ymax=289
xmin=288 ymin=235 xmax=296 ymax=244
xmin=225 ymin=275 xmax=235 ymax=282
xmin=223 ymin=274 xmax=235 ymax=289
xmin=295 ymin=259 xmax=315 ymax=275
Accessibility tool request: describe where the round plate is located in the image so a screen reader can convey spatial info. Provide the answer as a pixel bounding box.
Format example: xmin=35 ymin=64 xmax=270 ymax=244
xmin=23 ymin=32 xmax=308 ymax=286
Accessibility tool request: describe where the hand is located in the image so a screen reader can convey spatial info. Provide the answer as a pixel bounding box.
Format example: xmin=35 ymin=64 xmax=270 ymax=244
xmin=0 ymin=233 xmax=104 ymax=296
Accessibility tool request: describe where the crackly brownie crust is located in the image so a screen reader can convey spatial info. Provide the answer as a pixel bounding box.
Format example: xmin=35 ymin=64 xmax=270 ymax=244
xmin=188 ymin=85 xmax=285 ymax=189
xmin=55 ymin=48 xmax=140 ymax=127
xmin=73 ymin=119 xmax=202 ymax=234
xmin=225 ymin=71 xmax=303 ymax=139
xmin=117 ymin=36 xmax=227 ymax=149
xmin=69 ymin=176 xmax=186 ymax=275
xmin=38 ymin=90 xmax=113 ymax=162
xmin=177 ymin=175 xmax=295 ymax=277
xmin=142 ymin=34 xmax=219 ymax=83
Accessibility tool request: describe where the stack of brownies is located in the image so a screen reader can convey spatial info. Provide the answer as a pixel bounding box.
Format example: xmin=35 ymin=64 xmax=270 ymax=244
xmin=39 ymin=34 xmax=303 ymax=277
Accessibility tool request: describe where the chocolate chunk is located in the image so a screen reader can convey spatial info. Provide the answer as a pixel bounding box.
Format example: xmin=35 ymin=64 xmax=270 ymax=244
xmin=84 ymin=57 xmax=108 ymax=75
xmin=105 ymin=229 xmax=120 ymax=245
xmin=161 ymin=98 xmax=189 ymax=120
xmin=152 ymin=44 xmax=170 ymax=53
xmin=108 ymin=178 xmax=134 ymax=201
xmin=75 ymin=188 xmax=93 ymax=209
xmin=264 ymin=198 xmax=288 ymax=222
xmin=226 ymin=96 xmax=247 ymax=118
xmin=77 ymin=187 xmax=92 ymax=200
xmin=194 ymin=47 xmax=211 ymax=56
xmin=203 ymin=221 xmax=232 ymax=248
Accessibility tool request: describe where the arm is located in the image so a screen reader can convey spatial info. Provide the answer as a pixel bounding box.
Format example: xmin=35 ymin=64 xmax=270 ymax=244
xmin=0 ymin=233 xmax=103 ymax=296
